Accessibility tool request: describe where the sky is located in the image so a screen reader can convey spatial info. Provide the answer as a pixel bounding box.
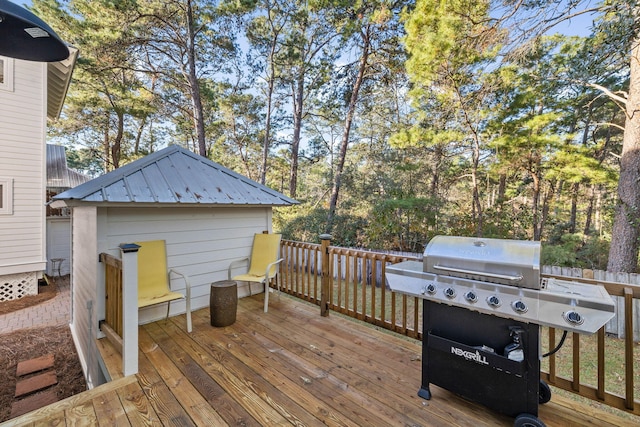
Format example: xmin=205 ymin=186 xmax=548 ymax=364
xmin=553 ymin=8 xmax=598 ymax=37
xmin=14 ymin=0 xmax=597 ymax=37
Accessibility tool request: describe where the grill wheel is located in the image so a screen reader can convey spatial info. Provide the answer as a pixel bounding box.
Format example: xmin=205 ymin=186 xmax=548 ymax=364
xmin=539 ymin=380 xmax=551 ymax=404
xmin=514 ymin=413 xmax=546 ymax=427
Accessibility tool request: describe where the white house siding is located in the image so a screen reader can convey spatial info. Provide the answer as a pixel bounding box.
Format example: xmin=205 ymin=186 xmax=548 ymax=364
xmin=46 ymin=218 xmax=71 ymax=276
xmin=96 ymin=206 xmax=273 ymax=326
xmin=68 ymin=206 xmax=106 ymax=389
xmin=0 ymin=58 xmax=47 ymax=294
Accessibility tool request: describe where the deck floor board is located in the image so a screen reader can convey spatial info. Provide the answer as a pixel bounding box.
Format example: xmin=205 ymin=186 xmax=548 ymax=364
xmin=3 ymin=294 xmax=638 ymax=427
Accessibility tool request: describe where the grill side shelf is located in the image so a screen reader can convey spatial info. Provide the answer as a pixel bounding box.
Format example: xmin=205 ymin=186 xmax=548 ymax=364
xmin=427 ymin=332 xmax=525 ymax=376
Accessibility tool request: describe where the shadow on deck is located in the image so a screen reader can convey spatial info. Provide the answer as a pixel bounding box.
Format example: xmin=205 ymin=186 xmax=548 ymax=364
xmin=3 ymin=294 xmax=637 ymax=426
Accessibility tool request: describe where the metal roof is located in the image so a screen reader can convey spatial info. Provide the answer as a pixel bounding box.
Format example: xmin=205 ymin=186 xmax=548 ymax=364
xmin=51 ymin=145 xmax=298 ymax=207
xmin=46 ymin=144 xmax=91 ymax=189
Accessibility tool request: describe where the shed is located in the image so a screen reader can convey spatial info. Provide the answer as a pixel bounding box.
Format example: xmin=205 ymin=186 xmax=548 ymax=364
xmin=51 ymin=145 xmax=297 ymax=387
xmin=46 ymin=144 xmax=91 ymax=276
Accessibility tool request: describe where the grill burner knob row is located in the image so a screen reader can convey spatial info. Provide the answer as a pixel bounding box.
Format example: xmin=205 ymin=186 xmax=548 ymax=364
xmin=487 ymin=295 xmax=501 ymax=308
xmin=464 ymin=291 xmax=478 ymax=303
xmin=511 ymin=300 xmax=528 ymax=314
xmin=444 ymin=287 xmax=456 ymax=299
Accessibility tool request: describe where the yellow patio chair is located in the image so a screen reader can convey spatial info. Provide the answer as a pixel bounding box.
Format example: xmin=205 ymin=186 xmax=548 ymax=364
xmin=228 ymin=233 xmax=283 ymax=312
xmin=135 ymin=240 xmax=192 ymax=332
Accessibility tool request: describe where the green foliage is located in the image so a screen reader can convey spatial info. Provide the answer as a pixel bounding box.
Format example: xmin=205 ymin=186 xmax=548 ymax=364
xmin=274 ymin=205 xmax=366 ymax=247
xmin=541 ymin=233 xmax=610 ymax=270
xmin=364 ymin=197 xmax=441 ymax=252
xmin=28 ymin=0 xmax=633 ymax=269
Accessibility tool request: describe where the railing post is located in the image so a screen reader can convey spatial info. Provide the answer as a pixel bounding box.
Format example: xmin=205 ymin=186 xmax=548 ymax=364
xmin=320 ymin=234 xmax=332 ymax=317
xmin=119 ymin=243 xmax=140 ymax=376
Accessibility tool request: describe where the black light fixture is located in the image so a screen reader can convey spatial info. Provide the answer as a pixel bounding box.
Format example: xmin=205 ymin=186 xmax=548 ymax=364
xmin=0 ymin=0 xmax=69 ymax=62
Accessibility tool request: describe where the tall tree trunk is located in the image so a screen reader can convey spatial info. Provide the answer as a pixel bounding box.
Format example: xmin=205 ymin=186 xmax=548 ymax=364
xmin=497 ymin=173 xmax=506 ymax=206
xmin=133 ymin=116 xmax=147 ymax=155
xmin=111 ymin=110 xmax=124 ymax=169
xmin=326 ymin=26 xmax=370 ymax=234
xmin=429 ymin=144 xmax=443 ymax=197
xmin=608 ymin=37 xmax=640 ymax=273
xmin=532 ymin=169 xmax=542 ymax=241
xmin=103 ymin=116 xmax=111 ymax=172
xmin=261 ymin=62 xmax=275 ymax=185
xmin=185 ymin=0 xmax=207 ymax=157
xmin=471 ymin=138 xmax=482 ymax=237
xmin=583 ymin=184 xmax=596 ymax=235
xmin=540 ymin=180 xmax=556 ymax=240
xmin=289 ymin=76 xmax=304 ymax=198
xmin=261 ymin=20 xmax=279 ymax=185
xmin=569 ymin=182 xmax=579 ymax=234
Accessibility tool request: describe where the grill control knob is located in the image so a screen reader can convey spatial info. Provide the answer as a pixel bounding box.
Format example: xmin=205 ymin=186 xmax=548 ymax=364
xmin=464 ymin=291 xmax=478 ymax=303
xmin=444 ymin=287 xmax=456 ymax=299
xmin=564 ymin=310 xmax=584 ymax=326
xmin=511 ymin=300 xmax=528 ymax=314
xmin=487 ymin=295 xmax=501 ymax=308
xmin=425 ymin=283 xmax=437 ymax=295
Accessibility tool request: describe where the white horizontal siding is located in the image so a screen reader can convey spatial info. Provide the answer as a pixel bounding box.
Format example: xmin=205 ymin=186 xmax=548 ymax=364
xmin=100 ymin=206 xmax=273 ymax=325
xmin=69 ymin=207 xmax=103 ymax=387
xmin=46 ymin=218 xmax=71 ymax=276
xmin=0 ymin=59 xmax=47 ymax=276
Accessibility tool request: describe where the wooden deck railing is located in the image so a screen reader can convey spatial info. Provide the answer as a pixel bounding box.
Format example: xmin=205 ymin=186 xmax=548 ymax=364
xmin=278 ymin=239 xmax=421 ymax=338
xmin=277 ymin=238 xmax=640 ymax=417
xmin=99 ymin=252 xmax=123 ymax=337
xmin=95 ymin=237 xmax=639 ymax=416
xmin=540 ymin=273 xmax=640 ymax=415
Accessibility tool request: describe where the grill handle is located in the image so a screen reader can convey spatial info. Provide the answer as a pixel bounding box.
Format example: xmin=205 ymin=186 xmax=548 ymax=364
xmin=432 ymin=265 xmax=523 ymax=282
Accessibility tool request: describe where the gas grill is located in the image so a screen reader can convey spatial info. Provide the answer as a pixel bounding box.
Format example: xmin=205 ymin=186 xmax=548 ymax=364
xmin=386 ymin=236 xmax=616 ymax=427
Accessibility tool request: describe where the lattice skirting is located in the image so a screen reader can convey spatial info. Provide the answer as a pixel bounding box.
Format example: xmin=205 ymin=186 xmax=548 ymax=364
xmin=0 ymin=272 xmax=38 ymax=301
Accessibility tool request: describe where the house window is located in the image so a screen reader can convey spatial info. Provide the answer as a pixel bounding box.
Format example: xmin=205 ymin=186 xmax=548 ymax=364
xmin=0 ymin=57 xmax=14 ymax=92
xmin=0 ymin=178 xmax=13 ymax=215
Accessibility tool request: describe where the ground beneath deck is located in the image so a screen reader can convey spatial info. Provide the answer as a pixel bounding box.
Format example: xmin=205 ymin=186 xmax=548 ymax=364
xmin=0 ymin=277 xmax=86 ymax=423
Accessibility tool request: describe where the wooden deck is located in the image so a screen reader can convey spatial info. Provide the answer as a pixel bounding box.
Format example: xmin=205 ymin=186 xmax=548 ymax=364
xmin=4 ymin=294 xmax=637 ymax=426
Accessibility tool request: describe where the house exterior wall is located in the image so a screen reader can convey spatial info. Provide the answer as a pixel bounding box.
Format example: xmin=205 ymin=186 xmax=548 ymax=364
xmin=97 ymin=206 xmax=273 ymax=326
xmin=0 ymin=57 xmax=47 ymax=296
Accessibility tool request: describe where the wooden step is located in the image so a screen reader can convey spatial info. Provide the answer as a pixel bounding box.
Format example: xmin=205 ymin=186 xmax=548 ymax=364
xmin=16 ymin=354 xmax=55 ymax=377
xmin=10 ymin=390 xmax=58 ymax=418
xmin=15 ymin=371 xmax=57 ymax=398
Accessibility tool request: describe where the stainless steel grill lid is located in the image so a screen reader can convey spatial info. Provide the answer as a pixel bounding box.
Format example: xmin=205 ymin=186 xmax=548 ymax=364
xmin=423 ymin=235 xmax=541 ymax=289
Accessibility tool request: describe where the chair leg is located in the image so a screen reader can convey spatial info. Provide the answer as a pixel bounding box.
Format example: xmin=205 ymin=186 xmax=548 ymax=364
xmin=166 ymin=301 xmax=171 ymax=320
xmin=186 ymin=296 xmax=192 ymax=333
xmin=263 ymin=281 xmax=269 ymax=313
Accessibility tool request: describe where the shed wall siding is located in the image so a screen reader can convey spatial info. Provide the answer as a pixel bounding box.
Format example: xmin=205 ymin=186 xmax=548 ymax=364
xmin=46 ymin=218 xmax=71 ymax=276
xmin=0 ymin=58 xmax=47 ymax=276
xmin=101 ymin=206 xmax=273 ymax=325
xmin=69 ymin=206 xmax=104 ymax=388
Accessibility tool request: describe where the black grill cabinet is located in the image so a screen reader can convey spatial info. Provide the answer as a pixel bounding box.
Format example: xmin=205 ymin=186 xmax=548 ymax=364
xmin=420 ymin=300 xmax=541 ymax=420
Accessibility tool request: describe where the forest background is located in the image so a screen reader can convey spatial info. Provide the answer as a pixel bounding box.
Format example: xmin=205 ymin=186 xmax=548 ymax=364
xmin=28 ymin=0 xmax=640 ymax=272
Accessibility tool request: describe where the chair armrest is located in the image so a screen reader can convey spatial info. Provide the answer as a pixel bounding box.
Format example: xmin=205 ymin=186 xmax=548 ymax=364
xmin=169 ymin=268 xmax=192 ymax=332
xmin=228 ymin=257 xmax=249 ymax=279
xmin=169 ymin=268 xmax=190 ymax=294
xmin=264 ymin=258 xmax=284 ymax=279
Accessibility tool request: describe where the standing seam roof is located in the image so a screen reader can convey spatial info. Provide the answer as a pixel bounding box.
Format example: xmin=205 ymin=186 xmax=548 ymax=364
xmin=52 ymin=145 xmax=298 ymax=206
